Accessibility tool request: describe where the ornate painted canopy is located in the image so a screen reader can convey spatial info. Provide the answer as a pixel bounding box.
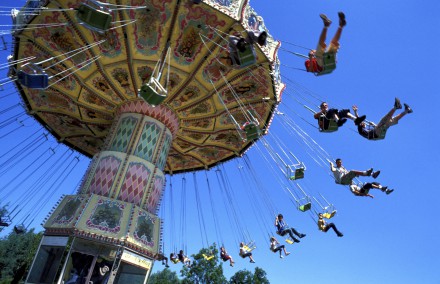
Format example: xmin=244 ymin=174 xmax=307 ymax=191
xmin=11 ymin=0 xmax=284 ymax=173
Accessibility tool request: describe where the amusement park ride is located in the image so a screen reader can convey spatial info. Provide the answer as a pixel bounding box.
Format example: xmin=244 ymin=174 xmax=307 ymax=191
xmin=6 ymin=0 xmax=286 ymax=283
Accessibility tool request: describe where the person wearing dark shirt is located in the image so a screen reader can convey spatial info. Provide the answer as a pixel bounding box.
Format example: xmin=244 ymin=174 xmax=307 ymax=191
xmin=314 ymin=102 xmax=366 ymax=129
xmin=354 ymin=98 xmax=413 ymax=140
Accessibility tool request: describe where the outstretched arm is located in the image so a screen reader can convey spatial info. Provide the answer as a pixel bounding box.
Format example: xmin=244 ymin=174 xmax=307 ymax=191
xmin=352 ymin=105 xmax=359 ymax=117
xmin=330 ymin=161 xmax=336 ymax=172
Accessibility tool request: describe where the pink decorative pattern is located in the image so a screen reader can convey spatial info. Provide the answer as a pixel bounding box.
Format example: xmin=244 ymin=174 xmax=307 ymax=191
xmin=118 ymin=162 xmax=151 ymax=206
xmin=145 ymin=175 xmax=164 ymax=213
xmin=89 ymin=156 xmax=122 ymax=196
xmin=117 ymin=100 xmax=179 ymax=137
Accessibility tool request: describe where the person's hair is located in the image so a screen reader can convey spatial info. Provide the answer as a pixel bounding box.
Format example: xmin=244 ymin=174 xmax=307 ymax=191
xmin=270 ymin=236 xmax=275 ymax=241
xmin=320 ymin=102 xmax=327 ymax=108
xmin=335 ymin=158 xmax=342 ymax=163
xmin=277 ymin=213 xmax=283 ymax=219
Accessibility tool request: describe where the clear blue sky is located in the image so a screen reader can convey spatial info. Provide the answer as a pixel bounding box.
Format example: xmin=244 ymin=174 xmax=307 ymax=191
xmin=0 ymin=0 xmax=439 ymax=283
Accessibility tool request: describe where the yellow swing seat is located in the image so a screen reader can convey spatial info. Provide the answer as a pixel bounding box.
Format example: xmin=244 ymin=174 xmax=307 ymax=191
xmin=203 ymin=254 xmax=214 ymax=261
xmin=322 ymin=210 xmax=337 ymax=219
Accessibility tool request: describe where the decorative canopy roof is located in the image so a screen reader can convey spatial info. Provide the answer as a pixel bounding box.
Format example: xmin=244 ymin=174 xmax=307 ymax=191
xmin=11 ymin=0 xmax=284 ymax=173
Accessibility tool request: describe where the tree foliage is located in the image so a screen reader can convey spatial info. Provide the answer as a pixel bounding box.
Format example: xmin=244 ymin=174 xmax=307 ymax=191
xmin=180 ymin=243 xmax=227 ymax=284
xmin=230 ymin=267 xmax=270 ymax=284
xmin=0 ymin=228 xmax=42 ymax=283
xmin=148 ymin=268 xmax=181 ymax=284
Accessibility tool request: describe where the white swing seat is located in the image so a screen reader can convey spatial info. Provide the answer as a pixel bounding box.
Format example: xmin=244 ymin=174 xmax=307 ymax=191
xmin=139 ymin=77 xmax=167 ymax=106
xmin=76 ymin=0 xmax=112 ymax=33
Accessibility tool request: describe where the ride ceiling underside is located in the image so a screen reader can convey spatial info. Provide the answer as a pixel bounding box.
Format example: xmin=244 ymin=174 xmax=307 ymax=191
xmin=12 ymin=0 xmax=285 ymax=173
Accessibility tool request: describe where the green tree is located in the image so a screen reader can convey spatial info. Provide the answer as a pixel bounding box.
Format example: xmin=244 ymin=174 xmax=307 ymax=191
xmin=230 ymin=267 xmax=270 ymax=284
xmin=148 ymin=268 xmax=181 ymax=284
xmin=180 ymin=243 xmax=228 ymax=284
xmin=0 ymin=228 xmax=43 ymax=283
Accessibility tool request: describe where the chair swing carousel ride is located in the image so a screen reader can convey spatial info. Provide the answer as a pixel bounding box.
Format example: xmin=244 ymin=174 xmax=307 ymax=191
xmin=8 ymin=0 xmax=284 ymax=283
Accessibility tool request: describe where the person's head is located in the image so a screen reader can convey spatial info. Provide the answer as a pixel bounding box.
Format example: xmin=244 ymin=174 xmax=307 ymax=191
xmin=308 ymin=49 xmax=316 ymax=57
xmin=240 ymin=242 xmax=244 ymax=247
xmin=277 ymin=213 xmax=283 ymax=220
xmin=318 ymin=213 xmax=323 ymax=219
xmin=100 ymin=265 xmax=109 ymax=275
xmin=236 ymin=38 xmax=247 ymax=52
xmin=257 ymin=31 xmax=267 ymax=46
xmin=360 ymin=121 xmax=366 ymax=128
xmin=335 ymin=159 xmax=342 ymax=167
xmin=320 ymin=102 xmax=329 ymax=111
xmin=221 ymin=247 xmax=225 ymax=251
xmin=270 ymin=236 xmax=275 ymax=242
xmin=179 ymin=250 xmax=183 ymax=254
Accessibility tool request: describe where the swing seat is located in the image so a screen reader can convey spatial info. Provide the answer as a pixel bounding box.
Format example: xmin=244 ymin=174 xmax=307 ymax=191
xmin=14 ymin=225 xmax=25 ymax=234
xmin=319 ymin=117 xmax=338 ymax=133
xmin=315 ymin=52 xmax=336 ymax=76
xmin=243 ymin=122 xmax=261 ymax=141
xmin=289 ymin=168 xmax=305 ymax=180
xmin=0 ymin=221 xmax=9 ymax=227
xmin=371 ymin=128 xmax=387 ymax=140
xmin=322 ymin=210 xmax=337 ymax=219
xmin=139 ymin=77 xmax=167 ymax=106
xmin=285 ymin=238 xmax=294 ymax=244
xmin=298 ymin=202 xmax=312 ymax=212
xmin=202 ymin=254 xmax=214 ymax=261
xmin=17 ymin=69 xmax=49 ymax=89
xmin=231 ymin=44 xmax=257 ymax=68
xmin=171 ymin=258 xmax=180 ymax=264
xmin=76 ymin=0 xmax=112 ymax=33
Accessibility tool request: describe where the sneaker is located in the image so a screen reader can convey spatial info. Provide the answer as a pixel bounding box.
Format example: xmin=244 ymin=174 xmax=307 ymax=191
xmin=372 ymin=170 xmax=381 ymax=179
xmin=366 ymin=168 xmax=373 ymax=176
xmin=280 ymin=255 xmax=284 ymax=259
xmin=354 ymin=115 xmax=366 ymax=125
xmin=230 ymin=262 xmax=234 ymax=267
xmin=337 ymin=118 xmax=347 ymax=127
xmin=294 ymin=238 xmax=300 ymax=243
xmin=386 ymin=189 xmax=394 ymax=195
xmin=338 ymin=12 xmax=346 ymax=27
xmin=250 ymin=260 xmax=255 ymax=263
xmin=337 ymin=233 xmax=344 ymax=237
xmin=165 ymin=265 xmax=170 ymax=268
xmin=394 ymin=97 xmax=402 ymax=109
xmin=381 ymin=186 xmax=388 ymax=192
xmin=320 ymin=14 xmax=332 ymax=27
xmin=300 ymin=233 xmax=306 ymax=238
xmin=285 ymin=252 xmax=291 ymax=256
xmin=404 ymin=103 xmax=413 ymax=114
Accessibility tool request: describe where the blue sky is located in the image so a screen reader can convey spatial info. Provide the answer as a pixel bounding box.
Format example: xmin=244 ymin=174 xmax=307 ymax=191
xmin=0 ymin=0 xmax=439 ymax=283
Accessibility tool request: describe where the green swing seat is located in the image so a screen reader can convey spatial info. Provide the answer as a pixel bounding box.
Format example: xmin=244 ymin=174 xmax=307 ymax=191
xmin=236 ymin=44 xmax=257 ymax=68
xmin=139 ymin=77 xmax=167 ymax=106
xmin=243 ymin=122 xmax=261 ymax=141
xmin=318 ymin=116 xmax=338 ymax=133
xmin=76 ymin=0 xmax=112 ymax=33
xmin=299 ymin=202 xmax=312 ymax=212
xmin=315 ymin=52 xmax=336 ymax=76
xmin=289 ymin=168 xmax=305 ymax=180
